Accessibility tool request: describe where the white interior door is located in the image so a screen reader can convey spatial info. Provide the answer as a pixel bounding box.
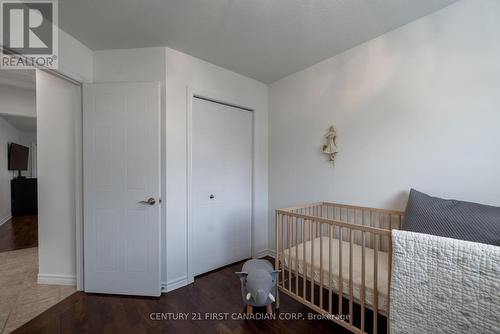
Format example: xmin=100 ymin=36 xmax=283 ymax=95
xmin=192 ymin=97 xmax=252 ymax=276
xmin=83 ymin=82 xmax=161 ymax=296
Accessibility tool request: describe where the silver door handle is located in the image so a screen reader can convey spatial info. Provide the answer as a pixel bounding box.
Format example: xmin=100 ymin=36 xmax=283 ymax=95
xmin=138 ymin=197 xmax=156 ymax=205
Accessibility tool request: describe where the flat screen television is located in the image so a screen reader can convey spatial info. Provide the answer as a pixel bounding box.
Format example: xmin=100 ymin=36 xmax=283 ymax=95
xmin=8 ymin=143 xmax=29 ymax=175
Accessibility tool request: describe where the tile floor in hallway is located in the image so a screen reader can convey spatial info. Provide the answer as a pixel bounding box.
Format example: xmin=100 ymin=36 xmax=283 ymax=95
xmin=0 ymin=247 xmax=76 ymax=333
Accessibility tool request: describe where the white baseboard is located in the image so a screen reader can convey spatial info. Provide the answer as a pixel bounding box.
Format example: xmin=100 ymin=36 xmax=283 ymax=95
xmin=37 ymin=274 xmax=76 ymax=286
xmin=162 ymin=276 xmax=189 ymax=293
xmin=0 ymin=215 xmax=12 ymax=226
xmin=161 ymin=250 xmax=276 ymax=293
xmin=254 ymin=249 xmax=276 ymax=259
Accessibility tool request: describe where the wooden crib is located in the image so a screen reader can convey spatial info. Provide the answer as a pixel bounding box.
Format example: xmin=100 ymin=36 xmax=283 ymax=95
xmin=275 ymin=202 xmax=404 ymax=334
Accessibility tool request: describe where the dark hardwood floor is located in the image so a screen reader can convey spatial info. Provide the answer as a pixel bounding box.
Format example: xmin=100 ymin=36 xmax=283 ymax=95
xmin=14 ymin=259 xmax=352 ymax=334
xmin=0 ymin=215 xmax=38 ymax=252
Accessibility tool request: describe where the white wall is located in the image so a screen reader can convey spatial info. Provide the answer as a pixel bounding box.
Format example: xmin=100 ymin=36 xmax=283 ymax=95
xmin=165 ymin=47 xmax=269 ymax=288
xmin=0 ymin=84 xmax=36 ymax=118
xmin=269 ymin=0 xmax=500 ymax=248
xmin=37 ymin=70 xmax=81 ymax=284
xmin=0 ymin=84 xmax=37 ymax=179
xmin=0 ymin=117 xmax=19 ymax=224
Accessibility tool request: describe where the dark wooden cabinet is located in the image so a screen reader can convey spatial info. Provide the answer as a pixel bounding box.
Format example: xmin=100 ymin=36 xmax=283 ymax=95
xmin=11 ymin=178 xmax=37 ymax=216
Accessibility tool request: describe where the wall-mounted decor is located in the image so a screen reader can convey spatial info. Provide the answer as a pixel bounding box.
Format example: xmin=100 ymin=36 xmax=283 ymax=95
xmin=322 ymin=125 xmax=338 ymax=162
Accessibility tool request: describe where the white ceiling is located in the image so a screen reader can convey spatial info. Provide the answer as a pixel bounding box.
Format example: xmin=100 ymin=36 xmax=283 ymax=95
xmin=60 ymin=0 xmax=458 ymax=83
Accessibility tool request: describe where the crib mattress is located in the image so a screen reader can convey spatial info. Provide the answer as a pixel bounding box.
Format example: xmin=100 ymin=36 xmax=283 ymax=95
xmin=282 ymin=236 xmax=389 ymax=313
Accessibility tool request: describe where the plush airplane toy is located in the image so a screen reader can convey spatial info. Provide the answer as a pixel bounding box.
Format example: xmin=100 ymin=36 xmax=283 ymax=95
xmin=236 ymin=259 xmax=279 ymax=315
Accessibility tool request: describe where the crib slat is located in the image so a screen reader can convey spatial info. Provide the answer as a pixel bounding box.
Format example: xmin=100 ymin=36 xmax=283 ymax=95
xmin=288 ymin=215 xmax=292 ymax=292
xmin=314 ymin=207 xmax=318 ymax=237
xmin=338 ymin=227 xmax=343 ymax=315
xmin=370 ymin=211 xmax=373 ymax=248
xmin=276 ymin=213 xmax=280 ymax=289
xmin=320 ymin=222 xmax=324 ymax=310
xmin=348 ymin=229 xmax=353 ymax=325
xmin=281 ymin=213 xmax=284 ymax=287
xmin=378 ymin=212 xmax=381 ymax=250
xmin=303 ymin=219 xmax=307 ymax=300
xmin=387 ymin=233 xmax=392 ymax=334
xmin=310 ymin=221 xmax=315 ymax=305
xmin=361 ymin=230 xmax=366 ymax=333
xmin=295 ymin=216 xmax=299 ymax=295
xmin=316 ymin=207 xmax=320 ymax=237
xmin=277 ymin=213 xmax=281 ymax=287
xmin=373 ymin=233 xmax=379 ymax=334
xmin=328 ymin=224 xmax=333 ymax=314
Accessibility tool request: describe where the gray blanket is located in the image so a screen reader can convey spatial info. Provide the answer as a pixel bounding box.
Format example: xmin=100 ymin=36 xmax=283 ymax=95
xmin=390 ymin=230 xmax=500 ymax=334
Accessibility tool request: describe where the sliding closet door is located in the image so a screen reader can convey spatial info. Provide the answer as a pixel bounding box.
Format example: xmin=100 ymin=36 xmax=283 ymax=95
xmin=192 ymin=97 xmax=252 ymax=276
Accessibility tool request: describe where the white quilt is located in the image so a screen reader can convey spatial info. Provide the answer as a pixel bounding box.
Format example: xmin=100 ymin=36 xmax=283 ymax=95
xmin=390 ymin=230 xmax=500 ymax=334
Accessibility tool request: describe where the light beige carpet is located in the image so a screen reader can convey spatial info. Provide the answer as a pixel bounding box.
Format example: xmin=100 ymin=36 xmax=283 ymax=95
xmin=0 ymin=247 xmax=76 ymax=333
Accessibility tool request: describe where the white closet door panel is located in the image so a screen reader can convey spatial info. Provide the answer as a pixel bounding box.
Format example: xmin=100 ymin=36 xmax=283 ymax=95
xmin=192 ymin=98 xmax=252 ymax=276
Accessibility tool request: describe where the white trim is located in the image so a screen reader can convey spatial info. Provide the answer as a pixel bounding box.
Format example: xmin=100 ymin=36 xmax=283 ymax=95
xmin=31 ymin=142 xmax=37 ymax=178
xmin=155 ymin=82 xmax=163 ymax=295
xmin=37 ymin=273 xmax=76 ymax=286
xmin=0 ymin=215 xmax=12 ymax=226
xmin=75 ymin=85 xmax=84 ymax=291
xmin=162 ymin=276 xmax=189 ymax=293
xmin=254 ymin=249 xmax=276 ymax=259
xmin=186 ymin=87 xmax=257 ymax=284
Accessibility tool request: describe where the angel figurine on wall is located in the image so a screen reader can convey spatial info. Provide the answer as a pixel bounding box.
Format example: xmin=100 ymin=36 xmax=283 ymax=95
xmin=322 ymin=125 xmax=338 ymax=162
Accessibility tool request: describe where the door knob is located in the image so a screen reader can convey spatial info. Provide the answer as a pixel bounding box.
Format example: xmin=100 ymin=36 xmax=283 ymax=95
xmin=138 ymin=197 xmax=156 ymax=205
xmin=209 ymin=194 xmax=215 ymax=199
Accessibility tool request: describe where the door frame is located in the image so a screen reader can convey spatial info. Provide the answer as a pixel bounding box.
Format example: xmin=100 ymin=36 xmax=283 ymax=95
xmin=36 ymin=69 xmax=84 ymax=290
xmin=186 ymin=87 xmax=255 ymax=284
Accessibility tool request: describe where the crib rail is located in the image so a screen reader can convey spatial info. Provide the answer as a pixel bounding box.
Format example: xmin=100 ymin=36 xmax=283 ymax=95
xmin=275 ymin=202 xmax=404 ymax=334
